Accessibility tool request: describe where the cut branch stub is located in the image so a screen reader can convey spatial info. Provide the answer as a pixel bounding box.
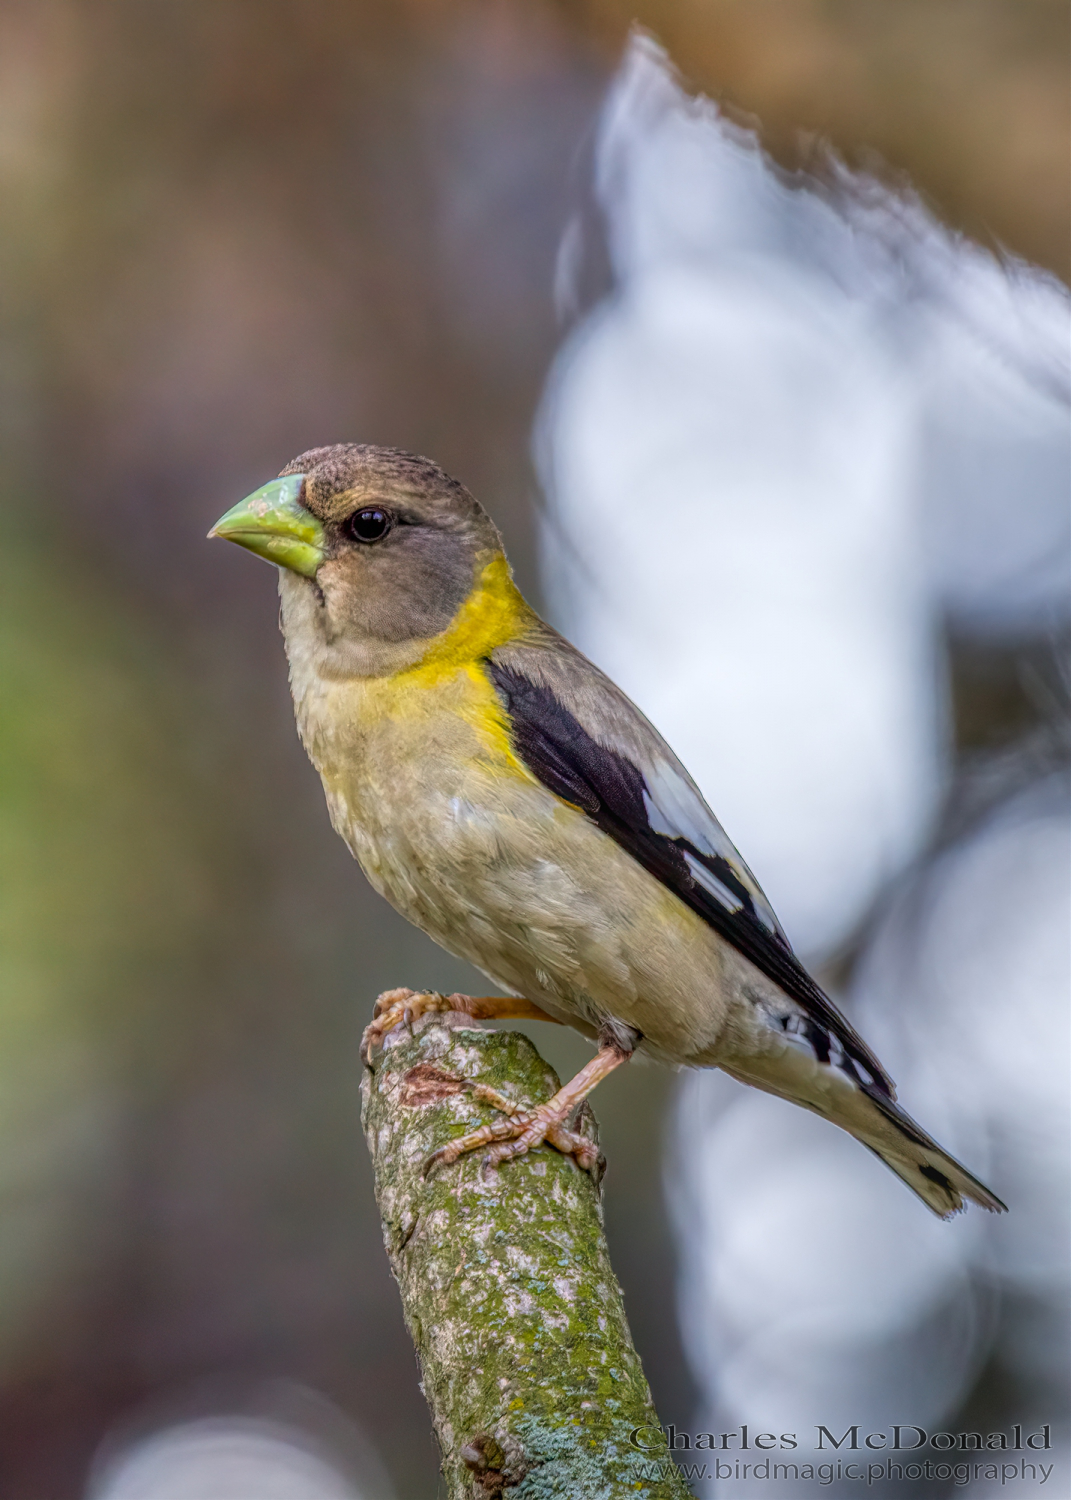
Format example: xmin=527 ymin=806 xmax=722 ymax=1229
xmin=361 ymin=1014 xmax=689 ymax=1499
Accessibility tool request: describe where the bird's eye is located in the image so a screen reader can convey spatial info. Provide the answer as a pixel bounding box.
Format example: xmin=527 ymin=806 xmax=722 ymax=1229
xmin=346 ymin=507 xmax=392 ymax=544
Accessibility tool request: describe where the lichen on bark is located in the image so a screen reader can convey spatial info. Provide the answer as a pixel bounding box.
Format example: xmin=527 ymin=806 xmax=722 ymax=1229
xmin=361 ymin=1012 xmax=690 ymax=1499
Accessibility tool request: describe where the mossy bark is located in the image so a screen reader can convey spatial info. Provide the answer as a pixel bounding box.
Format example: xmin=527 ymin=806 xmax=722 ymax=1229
xmin=361 ymin=1013 xmax=689 ymax=1499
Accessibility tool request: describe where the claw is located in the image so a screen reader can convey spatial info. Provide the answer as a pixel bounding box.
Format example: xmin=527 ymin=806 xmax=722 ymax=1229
xmin=425 ymin=1098 xmax=601 ymax=1179
xmin=421 ymin=1042 xmax=627 ymax=1179
xmin=423 ymin=1104 xmax=530 ymax=1178
xmin=361 ymin=989 xmax=564 ymax=1067
xmin=366 ymin=1001 xmax=621 ymax=1182
xmin=361 ymin=988 xmax=448 ymax=1065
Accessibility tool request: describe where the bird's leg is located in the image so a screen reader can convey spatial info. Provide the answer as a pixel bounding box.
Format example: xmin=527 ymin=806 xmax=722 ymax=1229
xmin=360 ymin=988 xmax=562 ymax=1064
xmin=424 ymin=1037 xmax=631 ymax=1179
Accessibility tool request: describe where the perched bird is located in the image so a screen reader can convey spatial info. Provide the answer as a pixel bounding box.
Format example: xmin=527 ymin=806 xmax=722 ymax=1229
xmin=210 ymin=444 xmax=1005 ymax=1218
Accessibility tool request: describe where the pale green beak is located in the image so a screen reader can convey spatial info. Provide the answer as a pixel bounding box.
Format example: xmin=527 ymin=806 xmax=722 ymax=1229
xmin=208 ymin=474 xmax=325 ymax=577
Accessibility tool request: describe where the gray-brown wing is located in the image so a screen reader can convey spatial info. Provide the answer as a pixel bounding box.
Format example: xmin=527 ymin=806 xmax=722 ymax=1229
xmin=487 ymin=630 xmax=894 ymax=1097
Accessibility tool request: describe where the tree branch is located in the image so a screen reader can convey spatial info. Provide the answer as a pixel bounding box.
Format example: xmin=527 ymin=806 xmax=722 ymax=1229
xmin=361 ymin=1011 xmax=689 ymax=1499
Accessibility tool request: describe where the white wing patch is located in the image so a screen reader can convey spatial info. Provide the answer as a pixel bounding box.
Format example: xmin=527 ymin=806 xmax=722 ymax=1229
xmin=684 ymin=852 xmax=743 ymax=912
xmin=642 ymin=757 xmax=784 ymax=938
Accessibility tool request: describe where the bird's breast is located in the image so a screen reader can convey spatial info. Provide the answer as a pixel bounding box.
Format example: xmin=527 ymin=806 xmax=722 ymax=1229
xmin=289 ymin=653 xmax=743 ymax=1062
xmin=292 ymin=656 xmax=527 ymax=874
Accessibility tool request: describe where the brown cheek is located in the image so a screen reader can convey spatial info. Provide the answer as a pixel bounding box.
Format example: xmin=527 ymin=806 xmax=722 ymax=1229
xmin=314 ymin=552 xmax=408 ymax=642
xmin=317 ymin=535 xmax=478 ymax=643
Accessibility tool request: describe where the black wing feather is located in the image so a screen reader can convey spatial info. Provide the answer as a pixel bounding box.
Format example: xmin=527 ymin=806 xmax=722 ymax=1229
xmin=486 ymin=658 xmax=893 ymax=1097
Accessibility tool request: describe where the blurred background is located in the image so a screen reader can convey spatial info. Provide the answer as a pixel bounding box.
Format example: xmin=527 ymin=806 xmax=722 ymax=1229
xmin=0 ymin=3 xmax=1067 ymax=1497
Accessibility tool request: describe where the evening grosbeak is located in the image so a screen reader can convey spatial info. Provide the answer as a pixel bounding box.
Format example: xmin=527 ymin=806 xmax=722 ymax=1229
xmin=210 ymin=444 xmax=1005 ymax=1218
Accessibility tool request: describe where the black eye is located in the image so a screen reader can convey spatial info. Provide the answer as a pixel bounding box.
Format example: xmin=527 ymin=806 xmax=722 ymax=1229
xmin=346 ymin=507 xmax=392 ymax=544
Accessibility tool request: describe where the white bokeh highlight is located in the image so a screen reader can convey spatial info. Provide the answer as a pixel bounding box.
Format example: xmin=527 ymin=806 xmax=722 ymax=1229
xmin=671 ymin=776 xmax=1069 ymax=1488
xmin=536 ymin=34 xmax=1069 ymax=959
xmin=88 ymin=1419 xmax=370 ymax=1500
xmin=536 ymin=31 xmax=1070 ymax=1493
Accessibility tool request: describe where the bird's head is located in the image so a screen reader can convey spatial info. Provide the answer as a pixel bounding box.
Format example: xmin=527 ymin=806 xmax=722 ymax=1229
xmin=209 ymin=444 xmax=509 ymax=677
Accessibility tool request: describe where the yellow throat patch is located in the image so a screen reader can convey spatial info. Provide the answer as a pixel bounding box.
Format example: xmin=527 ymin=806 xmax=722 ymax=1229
xmin=406 ymin=550 xmax=530 ymax=686
xmin=360 ymin=550 xmax=532 ymax=766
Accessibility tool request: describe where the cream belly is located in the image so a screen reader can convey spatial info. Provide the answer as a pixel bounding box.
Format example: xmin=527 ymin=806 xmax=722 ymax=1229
xmin=291 ymin=663 xmax=765 ymax=1065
